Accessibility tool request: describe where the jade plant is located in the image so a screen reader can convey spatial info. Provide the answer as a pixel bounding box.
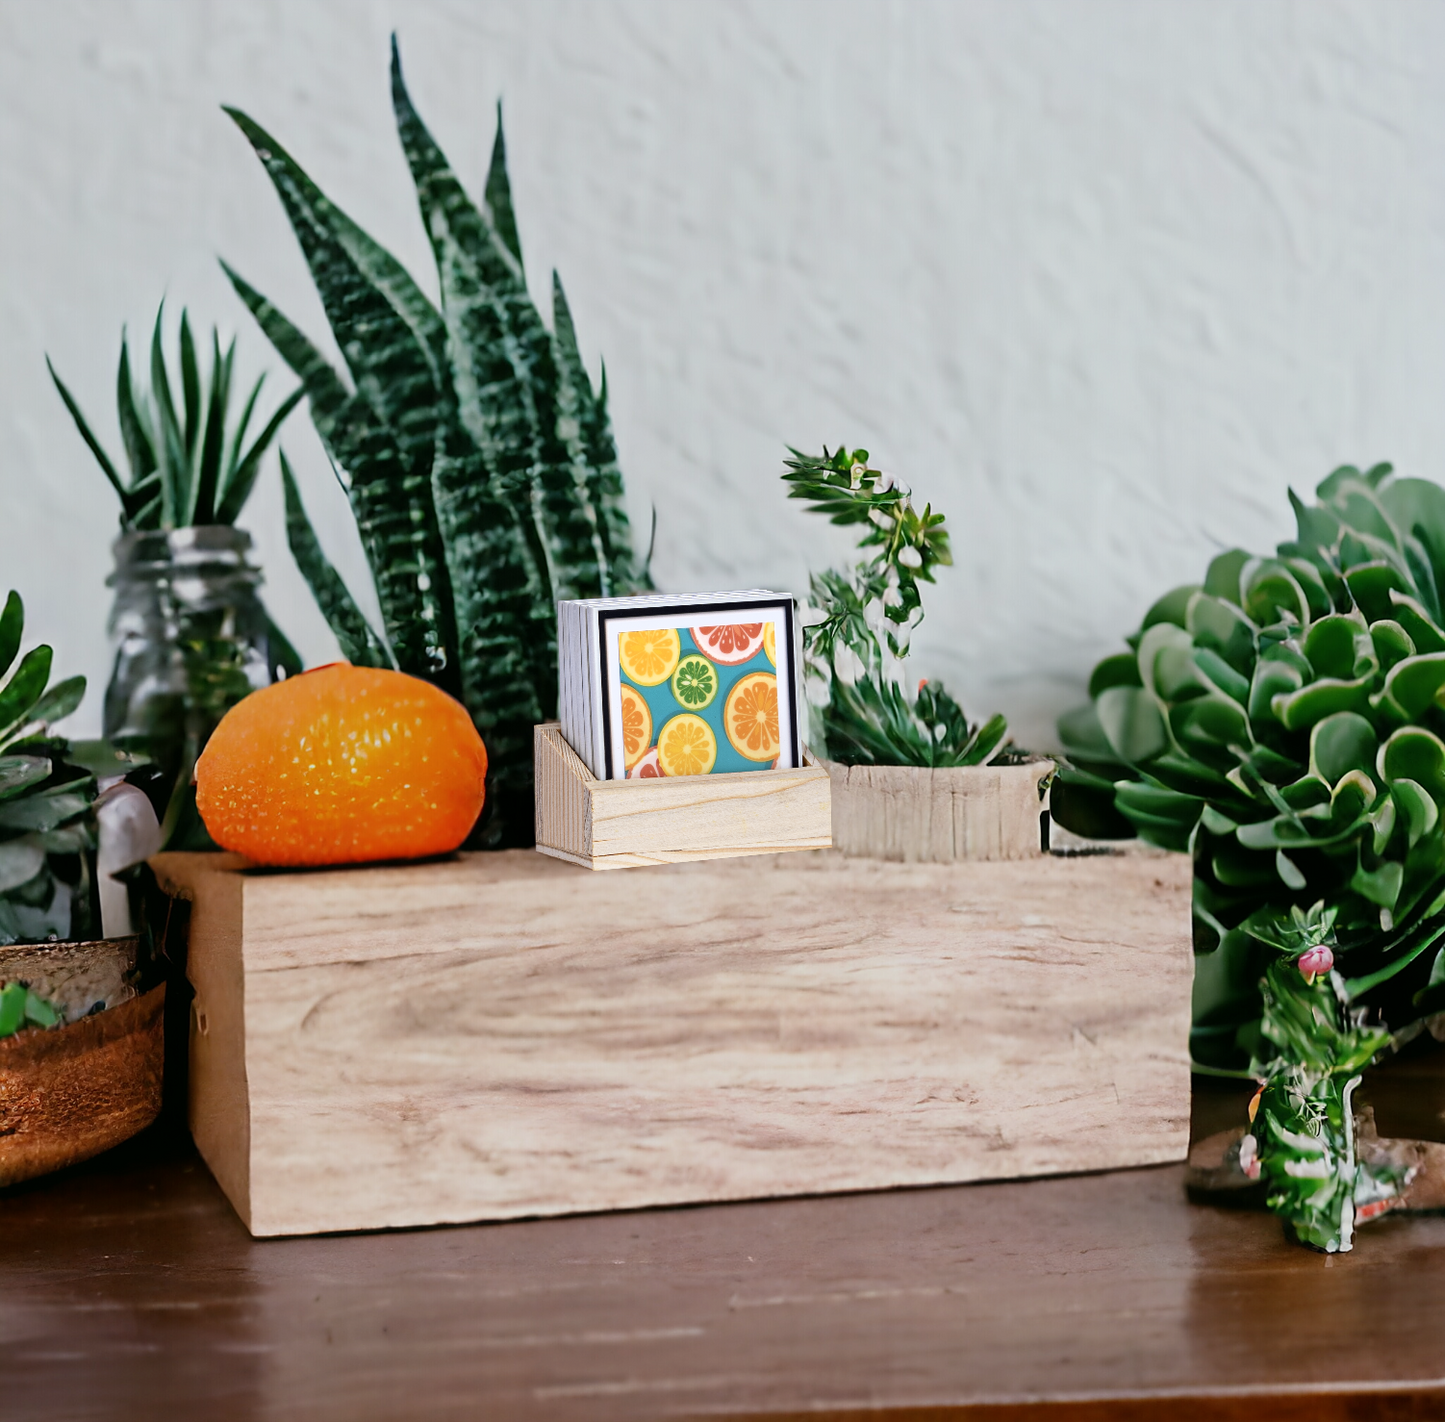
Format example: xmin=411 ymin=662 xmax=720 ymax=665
xmin=0 ymin=591 xmax=99 ymax=947
xmin=785 ymin=445 xmax=1008 ymax=767
xmin=1052 ymin=463 xmax=1445 ymax=1250
xmin=48 ymin=304 xmax=303 ymax=532
xmin=222 ymin=41 xmax=649 ymax=847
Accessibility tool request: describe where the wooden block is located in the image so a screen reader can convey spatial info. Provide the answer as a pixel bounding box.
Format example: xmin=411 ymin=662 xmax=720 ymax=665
xmin=152 ymin=848 xmax=1193 ymax=1238
xmin=826 ymin=758 xmax=1054 ymax=862
xmin=533 ymin=722 xmax=832 ymax=869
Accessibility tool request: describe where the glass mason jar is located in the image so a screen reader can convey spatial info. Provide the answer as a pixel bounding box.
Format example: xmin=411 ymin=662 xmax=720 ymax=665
xmin=104 ymin=527 xmax=294 ymax=842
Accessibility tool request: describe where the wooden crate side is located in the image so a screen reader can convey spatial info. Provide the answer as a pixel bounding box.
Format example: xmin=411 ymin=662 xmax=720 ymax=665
xmin=151 ymin=853 xmax=253 ymax=1228
xmin=828 ymin=760 xmax=1052 ymax=862
xmin=533 ymin=723 xmax=592 ymax=860
xmin=221 ymin=850 xmax=1190 ymax=1237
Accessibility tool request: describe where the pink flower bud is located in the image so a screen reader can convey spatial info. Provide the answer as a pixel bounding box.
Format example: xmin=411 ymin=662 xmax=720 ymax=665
xmin=1238 ymin=1133 xmax=1261 ymax=1181
xmin=1298 ymin=945 xmax=1334 ymax=982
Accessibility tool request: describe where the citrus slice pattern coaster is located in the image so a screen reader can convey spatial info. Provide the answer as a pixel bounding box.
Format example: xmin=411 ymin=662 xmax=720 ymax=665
xmin=694 ymin=624 xmax=765 ymax=665
xmin=724 ymin=671 xmax=780 ymax=761
xmin=619 ymin=683 xmax=653 ymax=769
xmin=657 ymin=713 xmax=718 ymax=776
xmin=619 ymin=628 xmax=681 ymax=685
xmin=670 ymin=653 xmax=719 ymax=710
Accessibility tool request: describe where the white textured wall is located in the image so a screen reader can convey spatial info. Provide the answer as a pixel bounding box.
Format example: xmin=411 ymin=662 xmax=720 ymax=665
xmin=3 ymin=0 xmax=1443 ymax=747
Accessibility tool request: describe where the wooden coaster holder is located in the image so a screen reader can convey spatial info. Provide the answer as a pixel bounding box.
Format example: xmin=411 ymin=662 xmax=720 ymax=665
xmin=533 ymin=722 xmax=832 ymax=870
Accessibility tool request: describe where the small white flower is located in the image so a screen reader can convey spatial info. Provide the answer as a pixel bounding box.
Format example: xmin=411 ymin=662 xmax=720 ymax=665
xmin=868 ymin=508 xmax=893 ymax=531
xmin=805 ymin=670 xmax=833 ymax=707
xmin=863 ymin=598 xmax=888 ymax=631
xmin=882 ymin=583 xmax=904 ymax=608
xmin=907 ymin=604 xmax=925 ymax=625
xmin=897 ymin=545 xmax=923 ymax=569
xmin=872 ymin=470 xmax=895 ymax=493
xmin=934 ymin=723 xmax=947 ymax=741
xmin=799 ymin=605 xmax=829 ymax=628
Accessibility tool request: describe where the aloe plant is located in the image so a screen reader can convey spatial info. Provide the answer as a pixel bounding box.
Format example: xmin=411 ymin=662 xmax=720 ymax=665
xmin=222 ymin=41 xmax=649 ymax=847
xmin=0 ymin=591 xmax=99 ymax=947
xmin=786 ymin=445 xmax=1008 ymax=767
xmin=48 ymin=305 xmax=302 ymax=530
xmin=1052 ymin=463 xmax=1445 ymax=1250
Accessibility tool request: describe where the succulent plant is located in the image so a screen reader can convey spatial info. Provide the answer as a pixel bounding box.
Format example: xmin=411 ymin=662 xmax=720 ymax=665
xmin=48 ymin=305 xmax=302 ymax=531
xmin=0 ymin=591 xmax=99 ymax=947
xmin=785 ymin=445 xmax=1008 ymax=767
xmin=1052 ymin=462 xmax=1445 ymax=1250
xmin=223 ymin=41 xmax=649 ymax=847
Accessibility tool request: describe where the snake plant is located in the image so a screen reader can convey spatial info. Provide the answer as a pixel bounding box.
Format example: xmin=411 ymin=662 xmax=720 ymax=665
xmin=0 ymin=591 xmax=98 ymax=947
xmin=1052 ymin=463 xmax=1445 ymax=1250
xmin=48 ymin=305 xmax=302 ymax=530
xmin=222 ymin=40 xmax=649 ymax=847
xmin=786 ymin=445 xmax=1008 ymax=767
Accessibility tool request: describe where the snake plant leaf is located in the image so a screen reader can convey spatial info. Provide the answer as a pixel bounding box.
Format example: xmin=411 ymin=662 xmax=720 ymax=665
xmin=484 ymin=103 xmax=523 ymax=269
xmin=149 ymin=308 xmax=190 ymax=528
xmin=224 ymin=372 xmax=265 ymax=491
xmin=0 ymin=646 xmax=52 ymax=736
xmin=46 ymin=359 xmax=132 ymax=510
xmin=223 ymin=106 xmax=443 ymax=471
xmin=224 ymin=263 xmax=458 ymax=685
xmin=216 ymin=385 xmax=305 ymax=525
xmin=115 ymin=334 xmax=158 ymax=493
xmin=552 ymin=275 xmax=647 ymax=593
xmin=178 ymin=311 xmax=202 ymax=461
xmin=279 ymin=452 xmax=391 ymax=670
xmin=188 ymin=328 xmax=228 ymax=524
xmin=394 ymin=56 xmax=611 ymax=615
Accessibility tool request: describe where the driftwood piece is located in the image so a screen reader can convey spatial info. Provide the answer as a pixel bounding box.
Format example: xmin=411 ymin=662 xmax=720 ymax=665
xmin=153 ymin=848 xmax=1192 ymax=1239
xmin=0 ymin=984 xmax=165 ymax=1186
xmin=533 ymin=722 xmax=833 ymax=869
xmin=825 ymin=758 xmax=1053 ymax=862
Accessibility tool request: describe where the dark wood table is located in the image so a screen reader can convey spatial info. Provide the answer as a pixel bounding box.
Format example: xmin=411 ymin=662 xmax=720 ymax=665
xmin=4 ymin=1088 xmax=1445 ymax=1422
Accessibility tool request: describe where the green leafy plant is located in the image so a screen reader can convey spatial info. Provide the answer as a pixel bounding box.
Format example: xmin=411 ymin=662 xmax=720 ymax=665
xmin=0 ymin=980 xmax=61 ymax=1038
xmin=0 ymin=591 xmax=99 ymax=947
xmin=48 ymin=305 xmax=303 ymax=530
xmin=785 ymin=445 xmax=1008 ymax=767
xmin=222 ymin=41 xmax=650 ymax=847
xmin=1052 ymin=462 xmax=1445 ymax=1249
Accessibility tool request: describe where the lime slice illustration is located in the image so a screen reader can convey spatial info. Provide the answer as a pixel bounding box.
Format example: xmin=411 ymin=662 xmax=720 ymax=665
xmin=670 ymin=653 xmax=719 ymax=709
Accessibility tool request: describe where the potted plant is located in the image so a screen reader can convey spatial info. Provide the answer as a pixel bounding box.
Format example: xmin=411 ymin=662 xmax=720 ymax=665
xmin=0 ymin=590 xmax=164 ymax=1185
xmin=219 ymin=40 xmax=651 ymax=848
xmin=48 ymin=307 xmax=302 ymax=844
xmin=784 ymin=445 xmax=1048 ymax=861
xmin=1052 ymin=462 xmax=1445 ymax=1252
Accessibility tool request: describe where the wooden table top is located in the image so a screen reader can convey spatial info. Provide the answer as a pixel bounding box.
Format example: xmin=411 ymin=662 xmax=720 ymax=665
xmin=3 ymin=1115 xmax=1445 ymax=1421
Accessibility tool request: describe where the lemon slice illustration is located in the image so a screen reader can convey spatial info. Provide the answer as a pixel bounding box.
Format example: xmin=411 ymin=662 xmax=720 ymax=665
xmin=657 ymin=713 xmax=718 ymax=776
xmin=763 ymin=622 xmax=776 ymax=667
xmin=618 ymin=628 xmax=681 ymax=686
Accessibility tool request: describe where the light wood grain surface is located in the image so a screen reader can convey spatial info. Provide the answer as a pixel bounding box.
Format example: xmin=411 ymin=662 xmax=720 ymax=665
xmin=825 ymin=758 xmax=1053 ymax=862
xmin=534 ymin=723 xmax=833 ymax=868
xmin=153 ymin=848 xmax=1193 ymax=1238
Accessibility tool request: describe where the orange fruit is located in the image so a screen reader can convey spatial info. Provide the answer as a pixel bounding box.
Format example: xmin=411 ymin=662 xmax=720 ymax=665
xmin=657 ymin=713 xmax=717 ymax=776
xmin=724 ymin=671 xmax=780 ymax=761
xmin=195 ymin=663 xmax=487 ymax=867
xmin=694 ymin=624 xmax=764 ymax=665
xmin=619 ymin=683 xmax=652 ymax=769
xmin=618 ymin=628 xmax=680 ymax=685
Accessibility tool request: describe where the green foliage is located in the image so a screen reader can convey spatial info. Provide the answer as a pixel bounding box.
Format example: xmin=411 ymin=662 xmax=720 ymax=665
xmin=1053 ymin=462 xmax=1445 ymax=1248
xmin=0 ymin=980 xmax=62 ymax=1038
xmin=48 ymin=304 xmax=302 ymax=530
xmin=223 ymin=40 xmax=649 ymax=846
xmin=786 ymin=446 xmax=1008 ymax=768
xmin=0 ymin=591 xmax=98 ymax=947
